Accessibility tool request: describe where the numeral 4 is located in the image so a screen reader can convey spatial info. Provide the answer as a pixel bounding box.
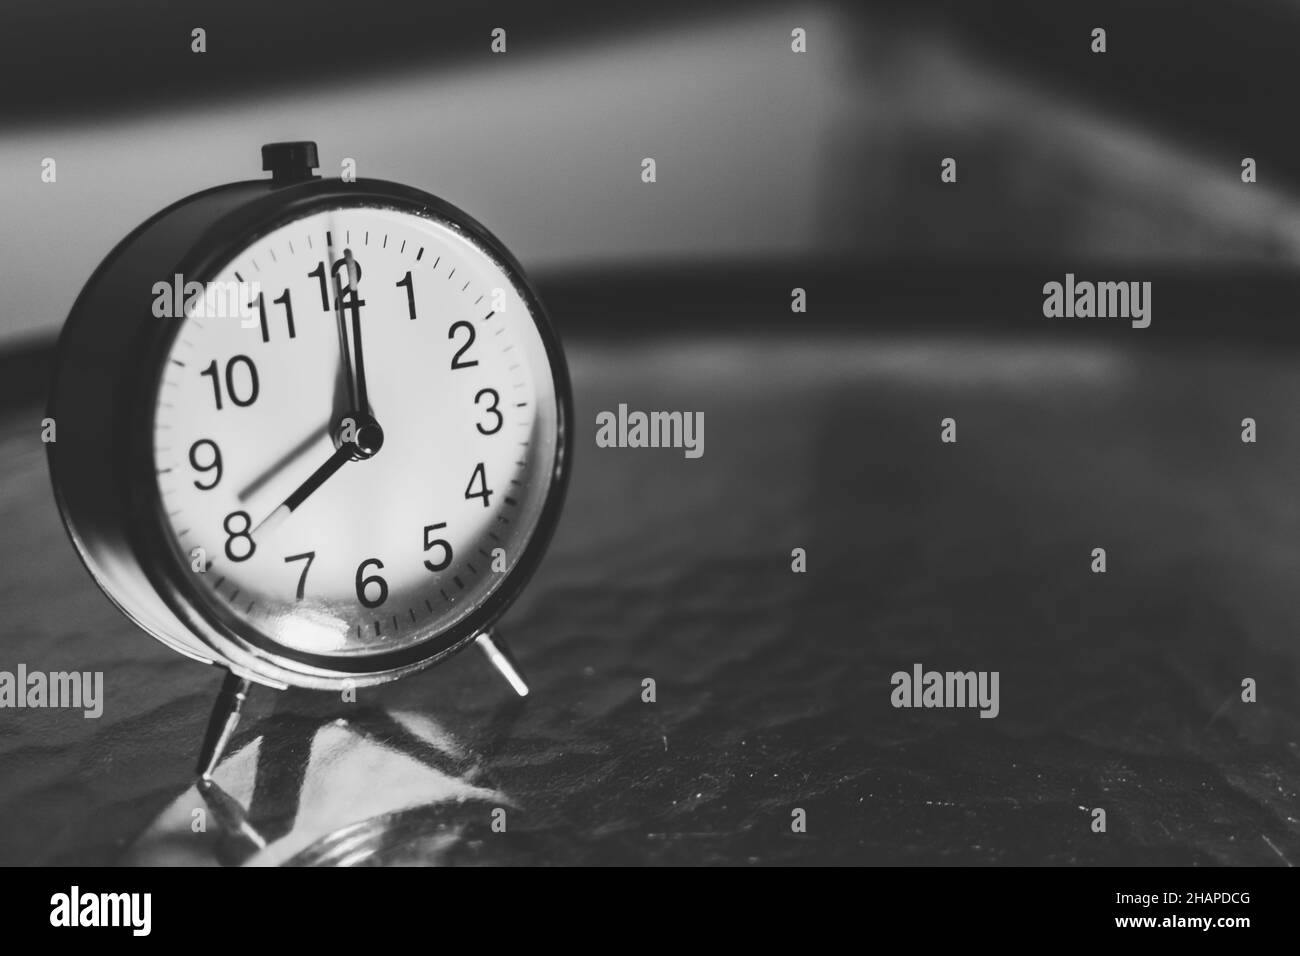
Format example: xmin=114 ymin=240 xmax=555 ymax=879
xmin=465 ymin=462 xmax=493 ymax=508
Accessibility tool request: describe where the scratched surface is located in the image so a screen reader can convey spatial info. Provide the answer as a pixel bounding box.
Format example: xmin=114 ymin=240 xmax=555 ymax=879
xmin=1 ymin=333 xmax=1298 ymax=865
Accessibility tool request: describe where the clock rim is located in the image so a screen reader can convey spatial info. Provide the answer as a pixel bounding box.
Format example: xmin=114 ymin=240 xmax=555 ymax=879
xmin=126 ymin=178 xmax=573 ymax=688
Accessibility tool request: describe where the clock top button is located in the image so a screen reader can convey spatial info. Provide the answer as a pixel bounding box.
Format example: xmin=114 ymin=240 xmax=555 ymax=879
xmin=261 ymin=141 xmax=320 ymax=186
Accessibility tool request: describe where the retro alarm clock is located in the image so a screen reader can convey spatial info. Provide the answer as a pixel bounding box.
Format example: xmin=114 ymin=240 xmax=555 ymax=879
xmin=47 ymin=143 xmax=572 ymax=777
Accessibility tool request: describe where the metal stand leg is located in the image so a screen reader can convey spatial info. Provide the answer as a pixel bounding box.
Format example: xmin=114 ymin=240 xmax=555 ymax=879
xmin=475 ymin=629 xmax=529 ymax=697
xmin=196 ymin=670 xmax=252 ymax=779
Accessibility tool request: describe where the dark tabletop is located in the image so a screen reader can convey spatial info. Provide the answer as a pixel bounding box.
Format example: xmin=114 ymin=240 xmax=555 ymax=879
xmin=1 ymin=331 xmax=1298 ymax=865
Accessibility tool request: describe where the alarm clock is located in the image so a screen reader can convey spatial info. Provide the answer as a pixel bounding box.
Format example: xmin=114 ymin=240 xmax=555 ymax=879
xmin=47 ymin=142 xmax=572 ymax=776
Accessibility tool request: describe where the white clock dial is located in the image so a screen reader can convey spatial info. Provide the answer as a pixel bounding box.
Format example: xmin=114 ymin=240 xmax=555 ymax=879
xmin=152 ymin=206 xmax=561 ymax=659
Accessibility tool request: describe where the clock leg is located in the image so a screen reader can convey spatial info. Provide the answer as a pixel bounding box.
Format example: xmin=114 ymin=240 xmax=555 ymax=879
xmin=196 ymin=670 xmax=253 ymax=780
xmin=475 ymin=629 xmax=530 ymax=697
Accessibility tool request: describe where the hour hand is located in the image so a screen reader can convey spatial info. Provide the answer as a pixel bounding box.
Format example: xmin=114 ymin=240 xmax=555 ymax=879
xmin=253 ymin=444 xmax=352 ymax=537
xmin=252 ymin=414 xmax=385 ymax=538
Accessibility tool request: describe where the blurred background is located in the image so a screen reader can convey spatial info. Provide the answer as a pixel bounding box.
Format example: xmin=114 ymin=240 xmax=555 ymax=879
xmin=8 ymin=0 xmax=1300 ymax=347
xmin=2 ymin=0 xmax=1300 ymax=865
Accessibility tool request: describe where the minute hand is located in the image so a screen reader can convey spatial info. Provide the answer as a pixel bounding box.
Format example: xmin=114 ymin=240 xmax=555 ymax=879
xmin=333 ymin=248 xmax=370 ymax=415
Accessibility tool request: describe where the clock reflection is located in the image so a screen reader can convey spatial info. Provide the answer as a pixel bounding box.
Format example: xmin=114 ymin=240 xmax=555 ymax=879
xmin=122 ymin=691 xmax=550 ymax=866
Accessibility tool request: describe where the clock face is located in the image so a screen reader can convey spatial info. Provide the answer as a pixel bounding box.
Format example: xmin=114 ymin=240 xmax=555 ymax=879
xmin=151 ymin=205 xmax=563 ymax=662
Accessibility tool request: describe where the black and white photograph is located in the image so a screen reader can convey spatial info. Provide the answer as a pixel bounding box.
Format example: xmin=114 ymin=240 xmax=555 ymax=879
xmin=0 ymin=0 xmax=1295 ymax=930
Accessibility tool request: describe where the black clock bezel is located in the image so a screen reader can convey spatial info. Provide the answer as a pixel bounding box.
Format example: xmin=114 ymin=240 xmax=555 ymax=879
xmin=125 ymin=177 xmax=573 ymax=684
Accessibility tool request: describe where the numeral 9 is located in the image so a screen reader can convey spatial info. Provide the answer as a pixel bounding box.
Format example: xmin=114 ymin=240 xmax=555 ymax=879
xmin=188 ymin=439 xmax=223 ymax=490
